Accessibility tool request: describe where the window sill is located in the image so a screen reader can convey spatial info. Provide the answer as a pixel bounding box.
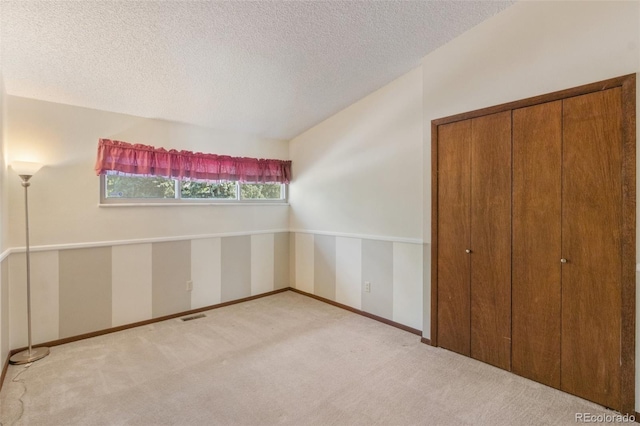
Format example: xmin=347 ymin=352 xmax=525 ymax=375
xmin=99 ymin=202 xmax=289 ymax=207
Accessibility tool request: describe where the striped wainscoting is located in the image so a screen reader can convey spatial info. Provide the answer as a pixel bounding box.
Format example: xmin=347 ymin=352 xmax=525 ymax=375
xmin=0 ymin=255 xmax=9 ymax=368
xmin=291 ymin=232 xmax=423 ymax=331
xmin=6 ymin=232 xmax=290 ymax=349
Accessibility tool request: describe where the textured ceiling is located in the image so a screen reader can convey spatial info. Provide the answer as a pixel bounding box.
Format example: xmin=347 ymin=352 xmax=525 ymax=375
xmin=0 ymin=1 xmax=514 ymax=140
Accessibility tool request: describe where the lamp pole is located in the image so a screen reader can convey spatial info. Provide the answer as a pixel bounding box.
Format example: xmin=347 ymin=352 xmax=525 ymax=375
xmin=9 ymin=162 xmax=49 ymax=365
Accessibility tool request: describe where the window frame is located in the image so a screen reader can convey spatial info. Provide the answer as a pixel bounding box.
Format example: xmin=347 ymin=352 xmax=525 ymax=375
xmin=99 ymin=175 xmax=288 ymax=205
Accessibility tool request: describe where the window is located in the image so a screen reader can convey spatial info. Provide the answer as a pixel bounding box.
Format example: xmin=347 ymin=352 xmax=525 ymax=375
xmin=95 ymin=139 xmax=291 ymax=204
xmin=102 ymin=175 xmax=286 ymax=204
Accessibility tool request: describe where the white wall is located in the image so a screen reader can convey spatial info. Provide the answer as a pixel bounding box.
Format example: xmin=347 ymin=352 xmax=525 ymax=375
xmin=5 ymin=97 xmax=290 ymax=247
xmin=288 ymin=67 xmax=423 ymax=331
xmin=0 ymin=74 xmax=6 ymax=253
xmin=289 ymin=66 xmax=423 ymax=241
xmin=0 ymin=72 xmax=8 ymax=367
xmin=421 ymin=0 xmax=639 ymax=408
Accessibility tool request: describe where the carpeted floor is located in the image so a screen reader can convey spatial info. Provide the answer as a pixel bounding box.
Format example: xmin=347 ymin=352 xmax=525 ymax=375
xmin=0 ymin=291 xmax=619 ymax=425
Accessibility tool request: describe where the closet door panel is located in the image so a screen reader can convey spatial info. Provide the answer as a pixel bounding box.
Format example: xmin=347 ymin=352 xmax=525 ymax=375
xmin=436 ymin=120 xmax=472 ymax=356
xmin=470 ymin=111 xmax=512 ymax=371
xmin=562 ymin=88 xmax=622 ymax=409
xmin=512 ymin=101 xmax=562 ymax=388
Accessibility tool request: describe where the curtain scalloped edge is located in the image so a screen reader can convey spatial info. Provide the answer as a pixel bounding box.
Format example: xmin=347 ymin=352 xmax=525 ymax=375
xmin=95 ymin=138 xmax=291 ymax=184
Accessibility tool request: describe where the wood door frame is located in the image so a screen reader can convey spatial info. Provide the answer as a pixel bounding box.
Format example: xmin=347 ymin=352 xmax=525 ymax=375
xmin=430 ymin=74 xmax=636 ymax=414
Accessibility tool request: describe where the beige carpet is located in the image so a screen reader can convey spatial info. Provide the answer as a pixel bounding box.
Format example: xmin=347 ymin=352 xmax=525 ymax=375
xmin=0 ymin=291 xmax=620 ymax=425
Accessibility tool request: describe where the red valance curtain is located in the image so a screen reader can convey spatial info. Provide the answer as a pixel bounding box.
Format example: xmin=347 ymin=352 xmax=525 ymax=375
xmin=95 ymin=139 xmax=292 ymax=184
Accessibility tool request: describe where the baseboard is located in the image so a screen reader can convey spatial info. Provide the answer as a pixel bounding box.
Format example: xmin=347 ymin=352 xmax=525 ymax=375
xmin=420 ymin=337 xmax=432 ymax=345
xmin=288 ymin=288 xmax=422 ymax=336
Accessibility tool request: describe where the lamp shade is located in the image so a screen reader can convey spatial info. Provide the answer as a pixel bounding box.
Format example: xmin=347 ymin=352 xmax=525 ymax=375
xmin=11 ymin=161 xmax=43 ymax=177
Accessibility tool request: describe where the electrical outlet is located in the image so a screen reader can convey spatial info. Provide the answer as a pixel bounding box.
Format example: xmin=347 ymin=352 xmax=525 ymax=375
xmin=186 ymin=280 xmax=193 ymax=292
xmin=364 ymin=281 xmax=371 ymax=293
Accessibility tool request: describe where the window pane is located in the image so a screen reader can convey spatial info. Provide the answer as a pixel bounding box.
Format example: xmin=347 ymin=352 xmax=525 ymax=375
xmin=181 ymin=181 xmax=237 ymax=199
xmin=240 ymin=183 xmax=282 ymax=200
xmin=106 ymin=175 xmax=176 ymax=198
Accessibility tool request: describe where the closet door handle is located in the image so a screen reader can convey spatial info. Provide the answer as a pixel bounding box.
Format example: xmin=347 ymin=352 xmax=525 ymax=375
xmin=466 ymin=249 xmax=472 ymax=254
xmin=560 ymin=258 xmax=568 ymax=263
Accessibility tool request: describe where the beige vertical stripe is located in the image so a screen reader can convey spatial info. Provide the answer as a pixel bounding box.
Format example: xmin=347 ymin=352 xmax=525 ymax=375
xmin=221 ymin=236 xmax=251 ymax=302
xmin=152 ymin=241 xmax=191 ymax=318
xmin=274 ymin=232 xmax=290 ymax=289
xmin=336 ymin=237 xmax=362 ymax=310
xmin=59 ymin=247 xmax=112 ymax=339
xmin=295 ymin=233 xmax=314 ymax=293
xmin=289 ymin=233 xmax=296 ymax=288
xmin=361 ymin=239 xmax=393 ymax=320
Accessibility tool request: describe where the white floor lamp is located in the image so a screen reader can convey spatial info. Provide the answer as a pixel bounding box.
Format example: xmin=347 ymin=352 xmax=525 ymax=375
xmin=9 ymin=161 xmax=50 ymax=365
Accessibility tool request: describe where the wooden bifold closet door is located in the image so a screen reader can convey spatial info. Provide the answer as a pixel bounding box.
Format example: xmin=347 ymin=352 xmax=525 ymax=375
xmin=469 ymin=112 xmax=511 ymax=371
xmin=561 ymin=88 xmax=623 ymax=409
xmin=512 ymin=89 xmax=623 ymax=409
xmin=436 ymin=111 xmax=511 ymax=371
xmin=433 ymin=74 xmax=635 ymax=414
xmin=512 ymin=101 xmax=563 ymax=389
xmin=436 ymin=120 xmax=471 ymax=357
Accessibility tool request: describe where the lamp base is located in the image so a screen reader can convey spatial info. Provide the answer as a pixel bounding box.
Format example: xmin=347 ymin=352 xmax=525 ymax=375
xmin=9 ymin=347 xmax=50 ymax=365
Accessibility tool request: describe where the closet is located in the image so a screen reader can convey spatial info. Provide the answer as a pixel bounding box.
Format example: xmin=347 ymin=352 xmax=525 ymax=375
xmin=431 ymin=74 xmax=635 ymax=414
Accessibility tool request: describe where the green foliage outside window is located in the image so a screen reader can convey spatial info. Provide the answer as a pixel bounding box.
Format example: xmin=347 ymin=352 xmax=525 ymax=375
xmin=106 ymin=175 xmax=175 ymax=198
xmin=105 ymin=176 xmax=284 ymax=201
xmin=240 ymin=183 xmax=282 ymax=199
xmin=181 ymin=181 xmax=236 ymax=199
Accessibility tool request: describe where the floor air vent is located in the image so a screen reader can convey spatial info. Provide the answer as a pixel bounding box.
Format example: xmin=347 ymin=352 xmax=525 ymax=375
xmin=181 ymin=314 xmax=206 ymax=322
